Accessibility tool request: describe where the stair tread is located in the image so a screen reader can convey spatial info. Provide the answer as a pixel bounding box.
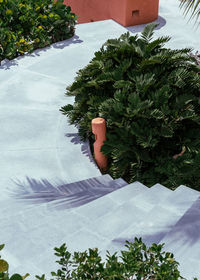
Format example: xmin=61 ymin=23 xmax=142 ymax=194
xmin=47 ymin=178 xmax=128 ymax=210
xmin=168 ymin=255 xmax=200 ymax=280
xmin=74 ymin=183 xmax=177 ymax=241
xmin=112 ymin=205 xmax=181 ymax=247
xmin=129 ymin=183 xmax=172 ymax=211
xmin=56 ymin=174 xmax=114 ymax=194
xmin=160 ymin=196 xmax=200 ymax=255
xmin=86 ymin=201 xmax=147 ymax=239
xmin=151 ymin=183 xmax=172 ymax=191
xmin=74 ymin=181 xmax=149 ymax=220
xmin=109 ymin=185 xmax=200 ymax=250
xmin=159 ymin=196 xmax=200 ymax=279
xmin=157 ymin=184 xmax=200 ymax=215
xmin=101 ymin=181 xmax=149 ymax=204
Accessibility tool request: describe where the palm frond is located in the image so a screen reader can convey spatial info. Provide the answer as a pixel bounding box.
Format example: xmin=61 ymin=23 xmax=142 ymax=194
xmin=146 ymin=36 xmax=171 ymax=53
xmin=179 ymin=0 xmax=200 ymax=23
xmin=140 ymin=23 xmax=159 ymax=43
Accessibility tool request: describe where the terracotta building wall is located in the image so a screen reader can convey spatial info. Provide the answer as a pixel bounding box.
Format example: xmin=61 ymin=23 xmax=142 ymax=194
xmin=63 ymin=0 xmax=159 ymax=27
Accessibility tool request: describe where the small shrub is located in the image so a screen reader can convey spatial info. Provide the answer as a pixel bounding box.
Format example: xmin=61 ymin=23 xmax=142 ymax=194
xmin=0 ymin=0 xmax=77 ymax=64
xmin=35 ymin=237 xmax=198 ymax=280
xmin=0 ymin=244 xmax=29 ymax=280
xmin=0 ymin=239 xmax=199 ymax=280
xmin=60 ymin=23 xmax=200 ymax=190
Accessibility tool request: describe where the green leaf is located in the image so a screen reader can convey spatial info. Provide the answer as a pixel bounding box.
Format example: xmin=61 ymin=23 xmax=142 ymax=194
xmin=0 ymin=259 xmax=9 ymax=272
xmin=140 ymin=22 xmax=159 ymax=43
xmin=22 ymin=273 xmax=30 ymax=280
xmin=0 ymin=244 xmax=5 ymax=251
xmin=9 ymin=274 xmax=23 ymax=280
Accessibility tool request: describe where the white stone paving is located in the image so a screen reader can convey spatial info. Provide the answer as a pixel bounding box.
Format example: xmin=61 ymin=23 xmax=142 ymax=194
xmin=0 ymin=0 xmax=200 ymax=279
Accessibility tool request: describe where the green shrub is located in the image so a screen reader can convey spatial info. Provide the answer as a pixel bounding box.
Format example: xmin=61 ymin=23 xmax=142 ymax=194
xmin=36 ymin=237 xmax=198 ymax=280
xmin=0 ymin=0 xmax=77 ymax=64
xmin=60 ymin=23 xmax=200 ymax=190
xmin=0 ymin=244 xmax=29 ymax=280
xmin=0 ymin=238 xmax=199 ymax=280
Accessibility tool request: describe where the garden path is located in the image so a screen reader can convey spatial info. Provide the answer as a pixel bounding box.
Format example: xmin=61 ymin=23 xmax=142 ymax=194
xmin=0 ymin=19 xmax=129 ymax=279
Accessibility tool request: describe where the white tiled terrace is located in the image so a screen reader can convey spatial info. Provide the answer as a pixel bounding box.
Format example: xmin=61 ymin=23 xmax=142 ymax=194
xmin=0 ymin=0 xmax=200 ymax=279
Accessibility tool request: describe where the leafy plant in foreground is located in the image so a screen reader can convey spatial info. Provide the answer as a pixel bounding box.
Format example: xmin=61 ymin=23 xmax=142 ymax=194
xmin=0 ymin=239 xmax=199 ymax=280
xmin=35 ymin=237 xmax=199 ymax=280
xmin=0 ymin=244 xmax=29 ymax=280
xmin=61 ymin=23 xmax=200 ymax=190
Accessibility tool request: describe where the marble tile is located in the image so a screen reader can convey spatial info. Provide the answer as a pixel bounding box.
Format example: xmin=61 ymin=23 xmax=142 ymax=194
xmin=0 ymin=108 xmax=60 ymax=150
xmin=0 ymin=70 xmax=68 ymax=110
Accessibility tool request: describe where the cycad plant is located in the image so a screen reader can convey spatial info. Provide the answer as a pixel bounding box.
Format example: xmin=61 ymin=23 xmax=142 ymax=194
xmin=61 ymin=23 xmax=200 ymax=190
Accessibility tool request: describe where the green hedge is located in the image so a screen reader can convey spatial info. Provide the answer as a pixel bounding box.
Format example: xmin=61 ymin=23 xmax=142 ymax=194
xmin=60 ymin=23 xmax=200 ymax=190
xmin=0 ymin=238 xmax=199 ymax=279
xmin=0 ymin=0 xmax=77 ymax=64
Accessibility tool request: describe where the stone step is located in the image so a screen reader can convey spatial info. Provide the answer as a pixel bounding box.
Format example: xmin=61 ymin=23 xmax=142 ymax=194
xmin=73 ymin=183 xmax=172 ymax=245
xmin=105 ymin=184 xmax=200 ymax=256
xmin=81 ymin=182 xmax=172 ymax=229
xmin=57 ymin=174 xmax=114 ymax=194
xmin=159 ymin=194 xmax=200 ymax=280
xmin=47 ymin=177 xmax=128 ymax=210
xmin=0 ymin=177 xmax=131 ymax=276
xmin=76 ymin=182 xmax=150 ymax=241
xmin=87 ymin=199 xmax=148 ymax=241
xmin=90 ymin=183 xmax=172 ymax=255
xmin=159 ymin=184 xmax=200 ymax=216
xmin=128 ymin=183 xmax=172 ymax=211
xmin=74 ymin=181 xmax=149 ymax=221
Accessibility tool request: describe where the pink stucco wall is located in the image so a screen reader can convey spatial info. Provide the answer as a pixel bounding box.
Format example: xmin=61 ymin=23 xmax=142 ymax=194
xmin=64 ymin=0 xmax=159 ymax=27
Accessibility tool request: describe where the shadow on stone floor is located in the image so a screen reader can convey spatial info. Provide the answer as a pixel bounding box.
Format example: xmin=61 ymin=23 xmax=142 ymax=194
xmin=112 ymin=230 xmax=168 ymax=248
xmin=9 ymin=175 xmax=115 ymax=210
xmin=112 ymin=198 xmax=200 ymax=249
xmin=65 ymin=132 xmax=96 ymax=165
xmin=52 ymin=35 xmax=83 ymax=49
xmin=0 ymin=35 xmax=83 ymax=70
xmin=125 ymin=16 xmax=166 ymax=33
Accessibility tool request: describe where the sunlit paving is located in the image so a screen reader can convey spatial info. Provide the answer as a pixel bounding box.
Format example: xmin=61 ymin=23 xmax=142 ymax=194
xmin=0 ymin=0 xmax=200 ymax=279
